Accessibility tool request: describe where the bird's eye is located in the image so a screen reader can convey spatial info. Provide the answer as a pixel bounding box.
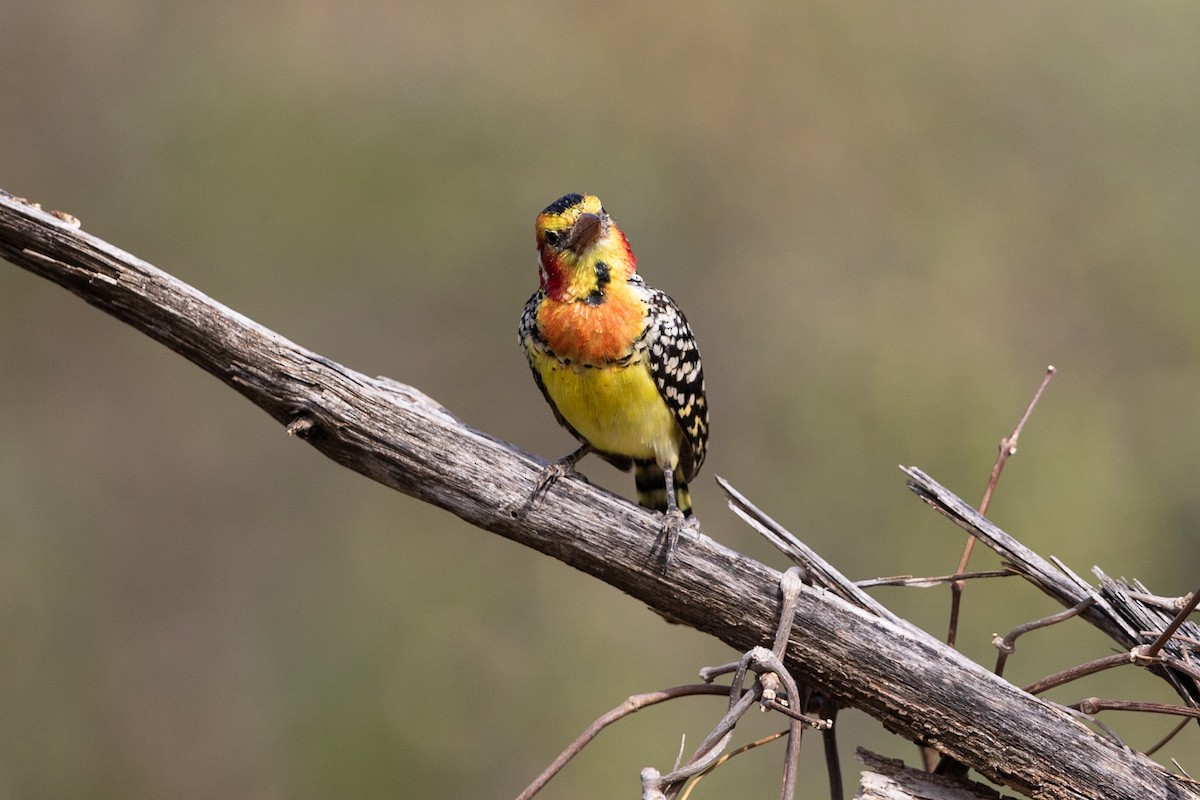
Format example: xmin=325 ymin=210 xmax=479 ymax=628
xmin=544 ymin=230 xmax=562 ymax=247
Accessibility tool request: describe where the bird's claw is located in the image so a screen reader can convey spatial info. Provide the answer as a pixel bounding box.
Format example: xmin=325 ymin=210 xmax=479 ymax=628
xmin=531 ymin=459 xmax=577 ymax=502
xmin=514 ymin=457 xmax=582 ymax=519
xmin=656 ymin=508 xmax=687 ymax=571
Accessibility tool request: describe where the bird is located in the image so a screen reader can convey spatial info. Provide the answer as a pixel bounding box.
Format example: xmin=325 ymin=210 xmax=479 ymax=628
xmin=519 ymin=193 xmax=708 ymax=562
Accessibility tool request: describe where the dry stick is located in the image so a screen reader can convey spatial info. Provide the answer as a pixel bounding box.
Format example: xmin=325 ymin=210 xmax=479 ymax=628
xmin=729 ymin=649 xmax=809 ymax=800
xmin=903 ymin=467 xmax=1158 ymax=652
xmin=679 ymin=731 xmax=789 ymax=800
xmin=758 ymin=695 xmax=823 ymax=725
xmin=1163 ymin=633 xmax=1200 ymax=649
xmin=515 ymin=684 xmax=733 ymax=800
xmin=5 ymin=195 xmax=1199 ymax=800
xmin=948 ymin=365 xmax=1056 ymax=648
xmin=1140 ymin=586 xmax=1200 ymax=660
xmin=716 ymin=485 xmax=862 ymax=800
xmin=765 ymin=565 xmax=829 ymax=798
xmin=1074 ymin=698 xmax=1200 ymax=721
xmin=1166 ymin=657 xmax=1200 ymax=684
xmin=1128 ymin=590 xmax=1200 ymax=615
xmin=659 ymin=684 xmax=760 ymax=793
xmin=700 ymin=570 xmax=825 ymax=800
xmin=662 ymin=572 xmax=825 ymax=800
xmin=1084 ymin=582 xmax=1200 ymax=753
xmin=1146 ymin=718 xmax=1191 ymax=757
xmin=820 ymin=705 xmax=842 ymax=800
xmin=931 ymin=367 xmax=1055 ymax=773
xmin=858 ymin=569 xmax=1013 ymax=589
xmin=993 ymin=597 xmax=1096 ymax=678
xmin=1022 ymin=652 xmax=1139 ymax=696
xmin=857 ymin=749 xmax=1010 ymax=800
xmin=1090 ymin=570 xmax=1200 ymax=715
xmin=1053 ymin=703 xmax=1128 ymax=749
xmin=909 ymin=464 xmax=1200 ymax=777
xmin=715 ymin=476 xmax=913 ymax=632
xmin=779 ymin=679 xmax=804 ymax=800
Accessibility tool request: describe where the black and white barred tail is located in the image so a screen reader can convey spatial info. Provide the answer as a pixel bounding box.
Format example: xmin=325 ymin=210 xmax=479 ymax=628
xmin=635 ymin=462 xmax=693 ymax=515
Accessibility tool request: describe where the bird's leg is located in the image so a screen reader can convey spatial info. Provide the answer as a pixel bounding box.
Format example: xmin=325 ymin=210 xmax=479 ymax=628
xmin=657 ymin=466 xmax=686 ymax=568
xmin=526 ymin=443 xmax=593 ymax=508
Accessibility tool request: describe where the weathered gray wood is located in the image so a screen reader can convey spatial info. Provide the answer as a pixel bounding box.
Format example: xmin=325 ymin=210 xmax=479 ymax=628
xmin=903 ymin=466 xmax=1138 ymax=645
xmin=2 ymin=192 xmax=1197 ymax=800
xmin=905 ymin=467 xmax=1200 ymax=709
xmin=855 ymin=749 xmax=1012 ymax=799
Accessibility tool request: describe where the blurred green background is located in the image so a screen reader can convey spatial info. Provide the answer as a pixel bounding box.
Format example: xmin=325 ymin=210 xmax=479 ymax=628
xmin=3 ymin=2 xmax=1199 ymax=797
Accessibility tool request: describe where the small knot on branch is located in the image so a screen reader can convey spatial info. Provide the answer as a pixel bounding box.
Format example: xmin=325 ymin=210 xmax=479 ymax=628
xmin=1129 ymin=645 xmax=1164 ymax=667
xmin=1175 ymin=591 xmax=1195 ymax=613
xmin=759 ymin=671 xmax=781 ymax=705
xmin=286 ymin=414 xmax=318 ymax=439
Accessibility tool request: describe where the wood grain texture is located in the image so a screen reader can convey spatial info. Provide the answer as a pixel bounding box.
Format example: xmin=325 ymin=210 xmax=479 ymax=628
xmin=855 ymin=749 xmax=1010 ymax=799
xmin=2 ymin=192 xmax=1196 ymax=800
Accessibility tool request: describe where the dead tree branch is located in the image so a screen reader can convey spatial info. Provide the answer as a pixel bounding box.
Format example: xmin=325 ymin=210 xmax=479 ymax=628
xmin=906 ymin=466 xmax=1200 ymax=711
xmin=2 ymin=192 xmax=1197 ymax=800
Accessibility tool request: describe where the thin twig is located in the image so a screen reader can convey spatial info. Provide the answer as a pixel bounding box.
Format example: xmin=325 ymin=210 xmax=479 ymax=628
xmin=905 ymin=468 xmax=1143 ymax=647
xmin=514 ymin=684 xmax=732 ymax=800
xmin=756 ymin=649 xmax=807 ymax=800
xmin=932 ymin=368 xmax=1057 ymax=775
xmin=769 ymin=567 xmax=826 ymax=800
xmin=994 ymin=598 xmax=1096 ymax=677
xmin=697 ymin=661 xmax=740 ymax=684
xmin=858 ymin=569 xmax=1014 ymax=589
xmin=690 ymin=589 xmax=828 ymax=800
xmin=1139 ymin=586 xmax=1200 ymax=660
xmin=1072 ymin=698 xmax=1200 ymax=720
xmin=758 ymin=697 xmax=831 ymax=728
xmin=678 ymin=731 xmax=788 ymax=800
xmin=1160 ymin=655 xmax=1200 ymax=684
xmin=664 ymin=687 xmax=760 ymax=788
xmin=820 ymin=704 xmax=842 ymax=800
xmin=1048 ymin=701 xmax=1128 ymax=748
xmin=948 ymin=365 xmax=1056 ymax=648
xmin=1022 ymin=652 xmax=1146 ymax=696
xmin=1145 ymin=717 xmax=1192 ymax=757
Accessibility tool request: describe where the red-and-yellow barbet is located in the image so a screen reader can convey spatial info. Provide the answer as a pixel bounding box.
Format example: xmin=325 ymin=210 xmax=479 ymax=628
xmin=519 ymin=193 xmax=709 ymax=561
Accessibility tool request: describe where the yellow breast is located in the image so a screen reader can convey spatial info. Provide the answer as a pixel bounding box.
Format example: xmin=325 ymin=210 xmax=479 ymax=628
xmin=530 ymin=349 xmax=682 ymax=468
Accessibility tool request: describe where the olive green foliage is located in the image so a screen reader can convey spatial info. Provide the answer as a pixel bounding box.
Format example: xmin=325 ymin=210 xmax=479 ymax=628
xmin=2 ymin=3 xmax=1198 ymax=797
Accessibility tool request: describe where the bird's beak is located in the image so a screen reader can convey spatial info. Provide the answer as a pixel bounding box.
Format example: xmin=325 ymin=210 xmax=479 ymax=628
xmin=565 ymin=212 xmax=603 ymax=252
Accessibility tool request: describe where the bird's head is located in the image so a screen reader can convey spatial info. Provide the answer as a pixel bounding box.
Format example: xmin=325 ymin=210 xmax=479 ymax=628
xmin=534 ymin=193 xmax=637 ymax=301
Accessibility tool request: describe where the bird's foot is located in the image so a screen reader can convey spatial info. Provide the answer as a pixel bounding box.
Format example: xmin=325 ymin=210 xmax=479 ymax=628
xmin=513 ymin=451 xmax=588 ymax=519
xmin=655 ymin=507 xmax=688 ymax=571
xmin=531 ymin=458 xmax=579 ymax=502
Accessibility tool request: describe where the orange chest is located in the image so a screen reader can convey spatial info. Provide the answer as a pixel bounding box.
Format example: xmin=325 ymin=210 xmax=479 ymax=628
xmin=537 ymin=293 xmax=647 ymax=365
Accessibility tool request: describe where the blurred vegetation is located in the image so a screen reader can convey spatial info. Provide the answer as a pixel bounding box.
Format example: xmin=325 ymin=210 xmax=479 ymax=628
xmin=2 ymin=2 xmax=1199 ymax=797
